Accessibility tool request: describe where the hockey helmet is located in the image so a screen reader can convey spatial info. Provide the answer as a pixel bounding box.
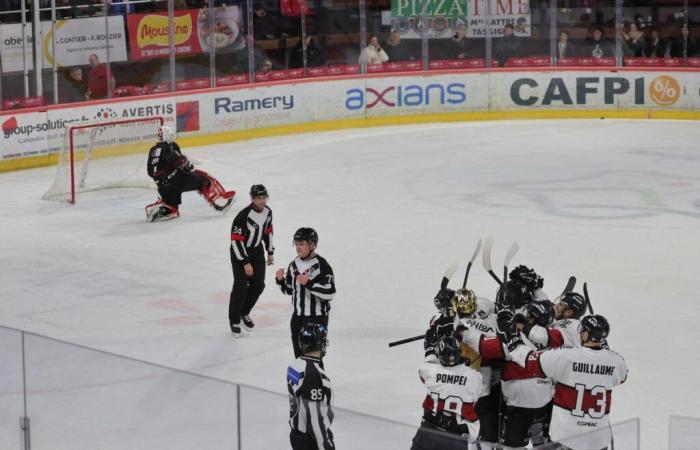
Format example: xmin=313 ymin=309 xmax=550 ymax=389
xmin=579 ymin=314 xmax=610 ymax=343
xmin=509 ymin=265 xmax=543 ymax=291
xmin=559 ymin=292 xmax=587 ymax=319
xmin=294 ymin=227 xmax=318 ymax=245
xmin=158 ymin=125 xmax=175 ymax=143
xmin=496 ymin=280 xmax=532 ymax=309
xmin=250 ymin=184 xmax=268 ymax=198
xmin=434 ymin=288 xmax=455 ymax=313
xmin=451 ymin=289 xmax=477 ymax=318
xmin=436 ymin=336 xmax=464 ymax=367
xmin=299 ymin=323 xmax=328 ymax=355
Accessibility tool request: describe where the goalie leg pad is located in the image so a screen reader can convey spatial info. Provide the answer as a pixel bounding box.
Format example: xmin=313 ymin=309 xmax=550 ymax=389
xmin=194 ymin=169 xmax=236 ymax=212
xmin=145 ymin=199 xmax=180 ymax=222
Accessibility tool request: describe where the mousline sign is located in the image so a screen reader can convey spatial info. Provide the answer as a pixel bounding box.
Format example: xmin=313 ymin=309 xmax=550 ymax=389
xmin=345 ymin=82 xmax=467 ymax=110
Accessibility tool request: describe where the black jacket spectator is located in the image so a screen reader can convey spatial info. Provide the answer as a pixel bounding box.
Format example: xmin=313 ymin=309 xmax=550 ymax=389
xmin=620 ymin=23 xmax=645 ymax=57
xmin=644 ymin=29 xmax=667 ymax=58
xmin=60 ymin=67 xmax=87 ymax=103
xmin=585 ymin=28 xmax=614 ymax=58
xmin=289 ymin=37 xmax=324 ymax=68
xmin=384 ymin=31 xmax=415 ymax=62
xmin=557 ymin=31 xmax=576 ymax=58
xmin=494 ymin=24 xmax=522 ymax=66
xmin=670 ymin=25 xmax=698 ymax=58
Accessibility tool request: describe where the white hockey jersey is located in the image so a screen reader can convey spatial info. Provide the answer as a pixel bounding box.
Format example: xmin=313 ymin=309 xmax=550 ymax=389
xmin=528 ymin=318 xmax=581 ymax=349
xmin=459 ymin=314 xmax=498 ymax=397
xmin=501 ymin=333 xmax=554 ymax=408
xmin=419 ymin=361 xmax=483 ymax=440
xmin=509 ymin=345 xmax=628 ymax=450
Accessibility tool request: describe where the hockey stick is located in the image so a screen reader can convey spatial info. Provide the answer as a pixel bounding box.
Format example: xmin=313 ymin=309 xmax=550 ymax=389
xmin=388 ymin=264 xmax=458 ymax=348
xmin=482 ymin=237 xmax=503 ymax=286
xmin=388 ymin=334 xmax=425 ymax=347
xmin=561 ymin=276 xmax=577 ymax=296
xmin=462 ymin=239 xmax=483 ymax=289
xmin=583 ymin=282 xmax=594 ymax=314
xmin=503 ymin=241 xmax=520 ymax=284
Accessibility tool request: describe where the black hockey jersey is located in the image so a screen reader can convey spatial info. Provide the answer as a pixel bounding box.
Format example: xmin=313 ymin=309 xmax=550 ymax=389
xmin=147 ymin=141 xmax=187 ymax=187
xmin=230 ymin=203 xmax=274 ymax=264
xmin=287 ymin=355 xmax=335 ymax=450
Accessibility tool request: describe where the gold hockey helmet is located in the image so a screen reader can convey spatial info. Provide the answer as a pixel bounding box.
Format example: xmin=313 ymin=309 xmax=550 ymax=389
xmin=451 ymin=288 xmax=477 ymax=318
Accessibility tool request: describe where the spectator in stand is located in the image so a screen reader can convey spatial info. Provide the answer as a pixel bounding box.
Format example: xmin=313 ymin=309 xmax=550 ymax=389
xmin=384 ymin=31 xmax=414 ymax=62
xmin=232 ymin=35 xmax=269 ymax=73
xmin=645 ymin=27 xmax=668 ymax=58
xmin=621 ymin=22 xmax=645 ymax=57
xmin=358 ymin=35 xmax=389 ymax=66
xmin=289 ymin=36 xmax=324 ymax=68
xmin=253 ymin=4 xmax=274 ymax=40
xmin=86 ymin=54 xmax=114 ymax=100
xmin=557 ymin=30 xmax=575 ymax=59
xmin=671 ymin=25 xmax=698 ymax=58
xmin=494 ymin=23 xmax=522 ymax=67
xmin=61 ymin=67 xmax=87 ymax=103
xmin=450 ymin=23 xmax=478 ymax=59
xmin=584 ymin=27 xmax=614 ymax=58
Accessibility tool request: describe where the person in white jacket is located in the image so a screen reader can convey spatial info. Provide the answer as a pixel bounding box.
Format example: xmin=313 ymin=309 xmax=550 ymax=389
xmin=359 ymin=35 xmax=389 ymax=65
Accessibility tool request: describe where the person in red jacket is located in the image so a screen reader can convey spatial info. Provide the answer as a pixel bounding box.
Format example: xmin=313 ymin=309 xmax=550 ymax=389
xmin=86 ymin=54 xmax=114 ymax=100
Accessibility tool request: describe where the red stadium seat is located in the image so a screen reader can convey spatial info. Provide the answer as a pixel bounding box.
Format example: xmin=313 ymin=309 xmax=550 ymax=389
xmin=307 ymin=66 xmax=330 ymax=77
xmin=190 ymin=78 xmax=211 ymax=89
xmin=465 ymin=58 xmax=487 ymax=68
xmin=575 ymin=56 xmax=615 ymax=66
xmin=504 ymin=57 xmax=530 ymax=67
xmin=20 ymin=96 xmax=45 ymax=108
xmin=663 ymin=58 xmax=684 ymax=67
xmin=686 ymin=57 xmax=700 ymax=67
xmin=146 ymin=82 xmax=171 ymax=94
xmin=2 ymin=98 xmax=22 ymax=110
xmin=286 ymin=68 xmax=305 ymax=79
xmin=400 ymin=61 xmax=422 ymax=71
xmin=176 ymin=80 xmax=195 ymax=91
xmin=366 ymin=63 xmax=387 ymax=73
xmin=216 ymin=75 xmax=247 ymax=86
xmin=527 ymin=55 xmax=551 ymax=66
xmin=624 ymin=57 xmax=665 ymax=67
xmin=556 ymin=57 xmax=578 ymax=66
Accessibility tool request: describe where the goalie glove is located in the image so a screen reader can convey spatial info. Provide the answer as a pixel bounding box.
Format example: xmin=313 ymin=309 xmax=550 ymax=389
xmin=175 ymin=155 xmax=194 ymax=172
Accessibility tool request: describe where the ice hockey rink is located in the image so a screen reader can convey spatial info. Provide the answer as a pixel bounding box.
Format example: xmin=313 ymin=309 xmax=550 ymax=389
xmin=1 ymin=119 xmax=700 ymax=450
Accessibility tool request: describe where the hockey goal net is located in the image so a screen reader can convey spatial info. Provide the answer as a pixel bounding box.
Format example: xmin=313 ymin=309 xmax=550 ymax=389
xmin=43 ymin=117 xmax=164 ymax=203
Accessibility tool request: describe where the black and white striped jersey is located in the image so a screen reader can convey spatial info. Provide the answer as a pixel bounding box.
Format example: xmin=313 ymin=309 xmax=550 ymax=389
xmin=287 ymin=356 xmax=335 ymax=450
xmin=230 ymin=204 xmax=274 ymax=263
xmin=277 ymin=254 xmax=335 ymax=317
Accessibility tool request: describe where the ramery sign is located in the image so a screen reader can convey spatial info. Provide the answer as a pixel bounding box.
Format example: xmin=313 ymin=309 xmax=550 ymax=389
xmin=391 ymin=0 xmax=468 ymax=18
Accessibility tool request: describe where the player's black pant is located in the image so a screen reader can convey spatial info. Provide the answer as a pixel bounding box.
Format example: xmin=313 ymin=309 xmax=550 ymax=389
xmin=476 ymin=382 xmax=501 ymax=443
xmin=500 ymin=402 xmax=551 ymax=448
xmin=291 ymin=314 xmax=328 ymax=358
xmin=410 ymin=422 xmax=472 ymax=450
xmin=229 ymin=246 xmax=266 ymax=326
xmin=158 ymin=171 xmax=208 ymax=207
xmin=290 ymin=429 xmax=330 ymax=450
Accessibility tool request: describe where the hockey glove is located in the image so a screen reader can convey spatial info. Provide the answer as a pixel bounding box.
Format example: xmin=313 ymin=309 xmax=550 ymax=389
xmin=509 ymin=265 xmax=544 ymax=291
xmin=175 ymin=155 xmax=194 ymax=172
xmin=528 ymin=300 xmax=554 ymax=327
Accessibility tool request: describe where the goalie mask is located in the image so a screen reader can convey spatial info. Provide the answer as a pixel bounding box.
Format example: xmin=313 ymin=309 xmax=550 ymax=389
xmin=451 ymin=289 xmax=476 ymax=318
xmin=158 ymin=125 xmax=175 ymax=144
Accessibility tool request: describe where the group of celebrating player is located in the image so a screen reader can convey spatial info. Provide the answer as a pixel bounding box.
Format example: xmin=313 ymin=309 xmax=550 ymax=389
xmin=413 ymin=263 xmax=628 ymax=450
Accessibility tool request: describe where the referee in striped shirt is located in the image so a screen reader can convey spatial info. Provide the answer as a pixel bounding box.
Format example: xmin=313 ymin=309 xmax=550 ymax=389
xmin=276 ymin=227 xmax=336 ymax=357
xmin=229 ymin=184 xmax=274 ymax=336
xmin=287 ymin=323 xmax=335 ymax=450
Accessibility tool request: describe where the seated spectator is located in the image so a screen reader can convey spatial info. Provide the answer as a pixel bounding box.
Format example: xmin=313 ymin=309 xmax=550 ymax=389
xmin=494 ymin=23 xmax=522 ymax=66
xmin=358 ymin=35 xmax=389 ymax=65
xmin=584 ymin=27 xmax=614 ymax=58
xmin=61 ymin=67 xmax=87 ymax=103
xmin=253 ymin=4 xmax=275 ymax=40
xmin=670 ymin=25 xmax=698 ymax=58
xmin=644 ymin=28 xmax=667 ymax=57
xmin=289 ymin=36 xmax=324 ymax=68
xmin=384 ymin=31 xmax=414 ymax=62
xmin=450 ymin=23 xmax=477 ymax=59
xmin=620 ymin=22 xmax=645 ymax=57
xmin=231 ymin=36 xmax=269 ymax=72
xmin=557 ymin=30 xmax=575 ymax=58
xmin=86 ymin=54 xmax=114 ymax=100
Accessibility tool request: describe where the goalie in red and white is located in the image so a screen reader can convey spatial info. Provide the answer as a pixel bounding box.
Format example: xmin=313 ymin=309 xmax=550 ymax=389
xmin=145 ymin=126 xmax=236 ymax=222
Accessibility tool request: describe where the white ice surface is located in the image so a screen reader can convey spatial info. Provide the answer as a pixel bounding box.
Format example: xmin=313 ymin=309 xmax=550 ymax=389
xmin=2 ymin=119 xmax=700 ymax=449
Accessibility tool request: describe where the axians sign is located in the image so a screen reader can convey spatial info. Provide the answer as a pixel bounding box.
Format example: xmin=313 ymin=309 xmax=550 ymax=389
xmin=345 ymin=83 xmax=467 ymax=110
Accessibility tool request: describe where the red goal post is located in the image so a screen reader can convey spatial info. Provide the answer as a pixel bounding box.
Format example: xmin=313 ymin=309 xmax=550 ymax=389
xmin=44 ymin=116 xmax=165 ymax=204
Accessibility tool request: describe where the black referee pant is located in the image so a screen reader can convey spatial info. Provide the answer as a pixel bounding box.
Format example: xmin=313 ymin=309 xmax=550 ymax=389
xmin=229 ymin=246 xmax=266 ymax=326
xmin=291 ymin=314 xmax=328 ymax=358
